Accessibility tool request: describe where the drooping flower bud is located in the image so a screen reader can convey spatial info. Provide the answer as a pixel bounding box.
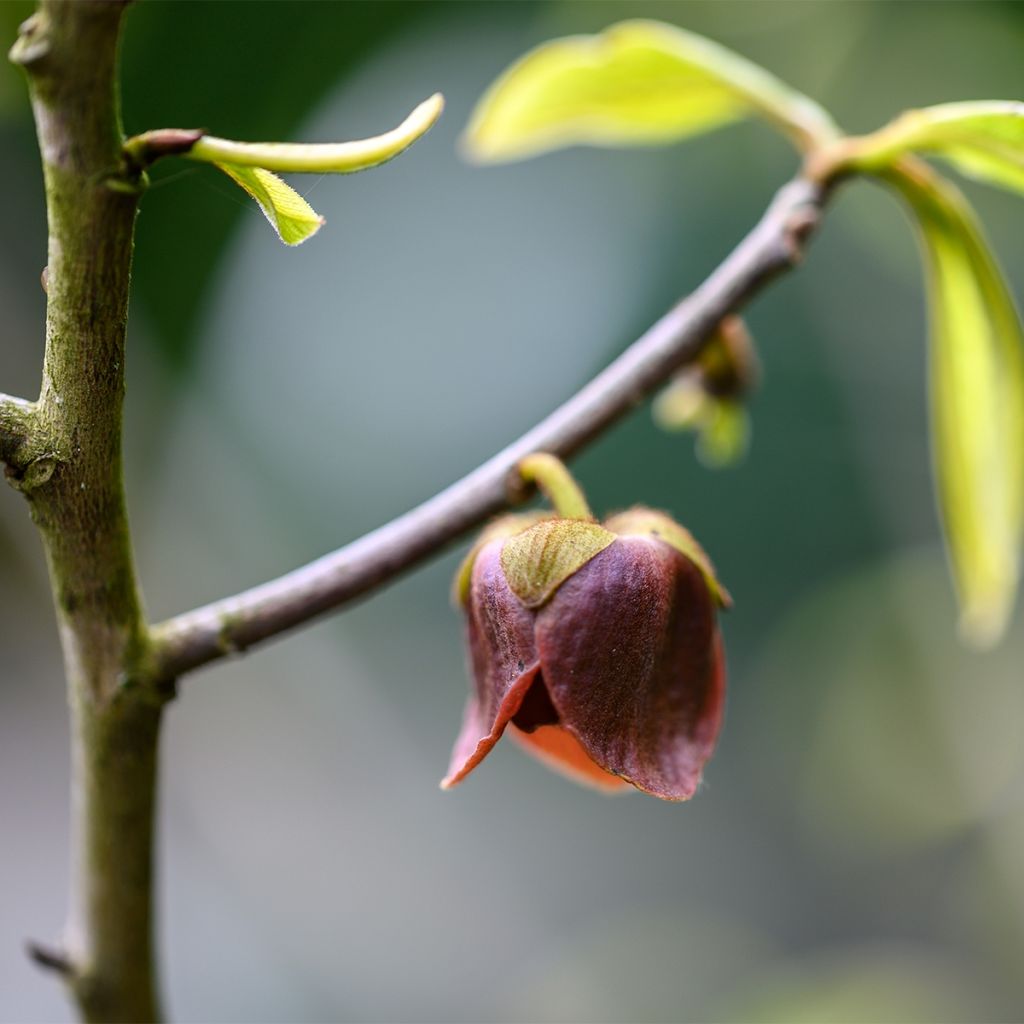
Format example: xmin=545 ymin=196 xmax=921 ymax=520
xmin=443 ymin=455 xmax=729 ymax=801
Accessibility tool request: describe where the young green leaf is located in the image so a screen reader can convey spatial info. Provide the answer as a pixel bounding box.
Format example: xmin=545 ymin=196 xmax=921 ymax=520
xmin=216 ymin=164 xmax=324 ymax=246
xmin=189 ymin=93 xmax=444 ymax=173
xmin=886 ymin=162 xmax=1024 ymax=645
xmin=846 ymin=101 xmax=1024 ymax=195
xmin=653 ymin=314 xmax=756 ymax=468
xmin=653 ymin=377 xmax=750 ymax=468
xmin=463 ymin=19 xmax=839 ymax=163
xmin=696 ymin=400 xmax=749 ymax=468
xmin=164 ymin=94 xmax=444 ymax=245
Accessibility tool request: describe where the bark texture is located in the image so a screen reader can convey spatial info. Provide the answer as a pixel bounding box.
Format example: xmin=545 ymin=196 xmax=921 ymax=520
xmin=10 ymin=3 xmax=164 ymax=1020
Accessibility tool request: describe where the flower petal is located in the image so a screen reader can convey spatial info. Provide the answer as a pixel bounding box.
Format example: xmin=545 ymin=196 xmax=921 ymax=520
xmin=509 ymin=724 xmax=632 ymax=793
xmin=535 ymin=537 xmax=725 ymax=801
xmin=605 ymin=506 xmax=732 ymax=608
xmin=442 ymin=540 xmax=540 ymax=788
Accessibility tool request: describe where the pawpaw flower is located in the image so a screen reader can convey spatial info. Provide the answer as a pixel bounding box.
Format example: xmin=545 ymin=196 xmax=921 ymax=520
xmin=442 ymin=455 xmax=730 ymax=802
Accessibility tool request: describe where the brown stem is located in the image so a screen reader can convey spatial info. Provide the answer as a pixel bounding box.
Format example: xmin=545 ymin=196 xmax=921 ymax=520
xmin=10 ymin=2 xmax=164 ymax=1021
xmin=151 ymin=176 xmax=829 ymax=681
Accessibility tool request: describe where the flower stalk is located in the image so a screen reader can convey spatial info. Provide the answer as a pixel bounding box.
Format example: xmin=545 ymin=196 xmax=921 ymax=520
xmin=517 ymin=452 xmax=593 ymax=519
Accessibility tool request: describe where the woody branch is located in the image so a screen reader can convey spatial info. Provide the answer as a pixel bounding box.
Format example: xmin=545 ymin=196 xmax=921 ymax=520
xmin=150 ymin=176 xmax=828 ymax=682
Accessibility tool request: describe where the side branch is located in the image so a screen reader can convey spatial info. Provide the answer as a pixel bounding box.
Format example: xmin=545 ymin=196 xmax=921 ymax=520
xmin=0 ymin=393 xmax=35 ymax=465
xmin=152 ymin=176 xmax=828 ymax=681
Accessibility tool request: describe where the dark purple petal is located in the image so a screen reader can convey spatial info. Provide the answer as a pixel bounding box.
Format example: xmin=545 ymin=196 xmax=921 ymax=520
xmin=534 ymin=536 xmax=725 ymax=801
xmin=442 ymin=539 xmax=540 ymax=788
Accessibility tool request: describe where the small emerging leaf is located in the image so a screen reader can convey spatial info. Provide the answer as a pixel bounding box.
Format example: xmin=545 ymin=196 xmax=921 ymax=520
xmin=849 ymin=101 xmax=1024 ymax=196
xmin=217 ymin=164 xmax=323 ymax=246
xmin=178 ymin=94 xmax=444 ymax=245
xmin=653 ymin=372 xmax=706 ymax=430
xmin=695 ymin=400 xmax=750 ymax=468
xmin=191 ymin=93 xmax=444 ymax=174
xmin=654 ymin=315 xmax=755 ymax=468
xmin=887 ymin=163 xmax=1024 ymax=645
xmin=653 ymin=376 xmax=749 ymax=468
xmin=463 ymin=19 xmax=839 ymax=163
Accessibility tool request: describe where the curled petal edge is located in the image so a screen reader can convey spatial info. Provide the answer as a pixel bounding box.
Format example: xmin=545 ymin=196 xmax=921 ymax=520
xmin=440 ymin=664 xmax=540 ymax=789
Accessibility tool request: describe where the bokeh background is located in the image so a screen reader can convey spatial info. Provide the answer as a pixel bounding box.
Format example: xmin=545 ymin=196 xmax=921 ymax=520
xmin=2 ymin=2 xmax=1024 ymax=1021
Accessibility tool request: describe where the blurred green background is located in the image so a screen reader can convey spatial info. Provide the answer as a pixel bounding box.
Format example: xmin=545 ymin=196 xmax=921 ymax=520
xmin=2 ymin=2 xmax=1024 ymax=1021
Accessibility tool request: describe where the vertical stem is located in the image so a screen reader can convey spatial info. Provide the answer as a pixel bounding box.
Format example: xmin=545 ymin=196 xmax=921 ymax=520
xmin=67 ymin=697 xmax=163 ymax=1023
xmin=10 ymin=2 xmax=164 ymax=1020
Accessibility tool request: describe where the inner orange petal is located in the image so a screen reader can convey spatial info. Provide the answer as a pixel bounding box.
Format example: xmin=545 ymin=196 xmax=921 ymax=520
xmin=509 ymin=724 xmax=631 ymax=794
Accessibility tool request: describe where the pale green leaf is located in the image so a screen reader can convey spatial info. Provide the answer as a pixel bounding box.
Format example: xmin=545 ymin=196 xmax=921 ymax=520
xmin=695 ymin=400 xmax=750 ymax=468
xmin=463 ymin=19 xmax=839 ymax=163
xmin=216 ymin=163 xmax=324 ymax=246
xmin=653 ymin=378 xmax=750 ymax=468
xmin=887 ymin=165 xmax=1024 ymax=645
xmin=191 ymin=94 xmax=444 ymax=174
xmin=652 ymin=372 xmax=706 ymax=431
xmin=852 ymin=101 xmax=1024 ymax=195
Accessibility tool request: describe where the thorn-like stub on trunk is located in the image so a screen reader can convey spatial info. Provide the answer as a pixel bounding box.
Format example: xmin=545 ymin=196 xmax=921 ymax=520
xmin=26 ymin=940 xmax=75 ymax=978
xmin=9 ymin=13 xmax=51 ymax=69
xmin=17 ymin=454 xmax=57 ymax=491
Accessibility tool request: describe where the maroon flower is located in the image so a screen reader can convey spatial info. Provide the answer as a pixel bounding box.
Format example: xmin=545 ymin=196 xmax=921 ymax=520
xmin=443 ymin=507 xmax=729 ymax=801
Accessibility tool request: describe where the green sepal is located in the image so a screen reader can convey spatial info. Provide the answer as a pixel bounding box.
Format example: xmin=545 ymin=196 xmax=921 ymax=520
xmin=605 ymin=507 xmax=732 ymax=609
xmin=452 ymin=512 xmax=549 ymax=607
xmin=500 ymin=519 xmax=616 ymax=609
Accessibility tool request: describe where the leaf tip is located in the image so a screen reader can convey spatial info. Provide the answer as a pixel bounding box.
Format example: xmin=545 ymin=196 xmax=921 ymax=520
xmin=281 ymin=212 xmax=326 ymax=247
xmin=419 ymin=91 xmax=446 ymax=128
xmin=394 ymin=91 xmax=445 ymax=156
xmin=958 ymin=602 xmax=1013 ymax=651
xmin=216 ymin=162 xmax=325 ymax=246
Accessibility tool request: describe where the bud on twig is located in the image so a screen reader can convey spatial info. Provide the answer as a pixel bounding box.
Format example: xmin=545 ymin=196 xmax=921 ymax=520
xmin=445 ymin=456 xmax=729 ymax=801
